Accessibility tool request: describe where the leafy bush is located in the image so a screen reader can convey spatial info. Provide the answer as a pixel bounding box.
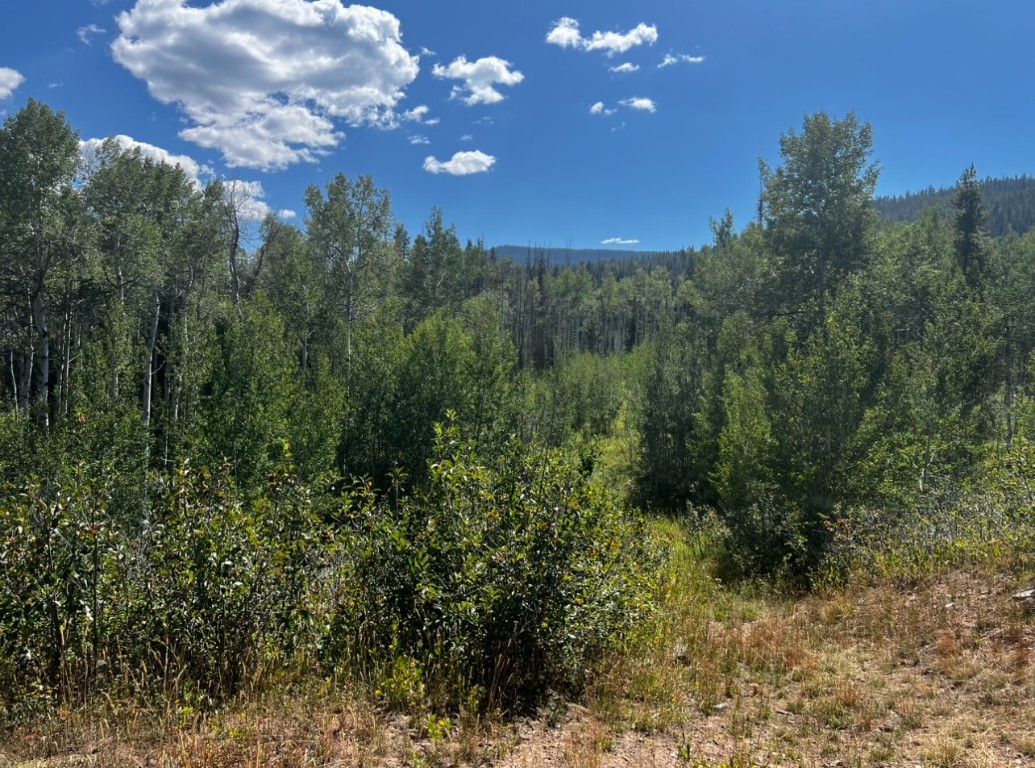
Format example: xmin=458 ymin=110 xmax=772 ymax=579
xmin=820 ymin=443 xmax=1035 ymax=586
xmin=328 ymin=421 xmax=661 ymax=710
xmin=0 ymin=454 xmax=329 ymax=713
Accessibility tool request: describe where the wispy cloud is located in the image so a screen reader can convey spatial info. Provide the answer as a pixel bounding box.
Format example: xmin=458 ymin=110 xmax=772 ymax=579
xmin=423 ymin=150 xmax=496 ymax=175
xmin=432 ymin=55 xmax=524 ymax=106
xmin=402 ymin=105 xmax=435 ymax=124
xmin=589 ymin=101 xmax=616 ymax=116
xmin=0 ymin=67 xmax=25 ymax=100
xmin=77 ymin=23 xmax=106 ymax=45
xmin=602 ymin=237 xmax=640 ymax=245
xmin=609 ymin=62 xmax=639 ymax=74
xmin=546 ymin=18 xmax=658 ymax=57
xmin=111 ymin=0 xmax=420 ymax=169
xmin=659 ymin=53 xmax=704 ymax=68
xmin=409 ymin=134 xmax=430 ymax=145
xmin=621 ymin=96 xmax=656 ymax=113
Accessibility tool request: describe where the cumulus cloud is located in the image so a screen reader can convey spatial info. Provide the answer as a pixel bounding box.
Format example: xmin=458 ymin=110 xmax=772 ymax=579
xmin=432 ymin=56 xmax=523 ymax=106
xmin=80 ymin=134 xmax=213 ymax=186
xmin=0 ymin=67 xmax=25 ymax=100
xmin=586 ymin=23 xmax=658 ymax=55
xmin=546 ymin=18 xmax=658 ymax=56
xmin=589 ymin=101 xmax=616 ymax=116
xmin=621 ymin=96 xmax=656 ymax=113
xmin=111 ymin=0 xmax=419 ymax=169
xmin=602 ymin=237 xmax=640 ymax=245
xmin=409 ymin=134 xmax=430 ymax=145
xmin=609 ymin=62 xmax=639 ymax=73
xmin=423 ymin=150 xmax=495 ymax=176
xmin=278 ymin=209 xmax=297 ymax=219
xmin=659 ymin=53 xmax=705 ymax=67
xmin=77 ymin=24 xmax=106 ymax=45
xmin=545 ymin=17 xmax=582 ymax=48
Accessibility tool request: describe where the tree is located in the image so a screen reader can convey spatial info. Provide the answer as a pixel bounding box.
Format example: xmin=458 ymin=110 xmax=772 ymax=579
xmin=952 ymin=164 xmax=991 ymax=287
xmin=0 ymin=100 xmax=82 ymax=427
xmin=760 ymin=112 xmax=880 ymax=328
xmin=400 ymin=207 xmax=464 ymax=329
xmin=304 ymin=174 xmax=396 ymax=387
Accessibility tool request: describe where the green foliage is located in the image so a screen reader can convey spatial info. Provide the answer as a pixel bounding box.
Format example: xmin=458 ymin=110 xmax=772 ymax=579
xmin=0 ymin=456 xmax=328 ymax=712
xmin=328 ymin=422 xmax=660 ymax=710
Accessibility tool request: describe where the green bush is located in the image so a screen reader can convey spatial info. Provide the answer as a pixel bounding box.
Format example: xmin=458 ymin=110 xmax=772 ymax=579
xmin=0 ymin=454 xmax=329 ymax=712
xmin=328 ymin=421 xmax=661 ymax=711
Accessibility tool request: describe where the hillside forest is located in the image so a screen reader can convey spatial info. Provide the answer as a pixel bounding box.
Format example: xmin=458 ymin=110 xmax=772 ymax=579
xmin=2 ymin=101 xmax=1035 ymax=723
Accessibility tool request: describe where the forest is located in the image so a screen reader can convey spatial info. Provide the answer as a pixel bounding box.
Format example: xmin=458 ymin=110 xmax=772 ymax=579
xmin=1 ymin=100 xmax=1035 ymax=761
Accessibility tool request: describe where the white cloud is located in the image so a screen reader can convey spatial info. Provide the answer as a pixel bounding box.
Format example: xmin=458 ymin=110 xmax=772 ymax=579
xmin=621 ymin=96 xmax=656 ymax=113
xmin=586 ymin=23 xmax=658 ymax=55
xmin=112 ymin=0 xmax=419 ymax=170
xmin=545 ymin=17 xmax=582 ymax=48
xmin=659 ymin=53 xmax=705 ymax=68
xmin=589 ymin=101 xmax=616 ymax=116
xmin=432 ymin=55 xmax=523 ymax=106
xmin=459 ymin=134 xmax=472 ymax=141
xmin=602 ymin=237 xmax=640 ymax=245
xmin=0 ymin=67 xmax=25 ymax=100
xmin=423 ymin=150 xmax=495 ymax=176
xmin=409 ymin=134 xmax=430 ymax=145
xmin=80 ymin=134 xmax=213 ymax=186
xmin=77 ymin=24 xmax=106 ymax=45
xmin=546 ymin=18 xmax=658 ymax=56
xmin=402 ymin=104 xmax=434 ymax=123
xmin=278 ymin=209 xmax=297 ymax=219
xmin=609 ymin=62 xmax=639 ymax=73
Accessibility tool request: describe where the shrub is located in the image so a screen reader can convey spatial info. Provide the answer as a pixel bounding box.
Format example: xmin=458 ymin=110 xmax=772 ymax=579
xmin=0 ymin=454 xmax=329 ymax=713
xmin=328 ymin=421 xmax=661 ymax=711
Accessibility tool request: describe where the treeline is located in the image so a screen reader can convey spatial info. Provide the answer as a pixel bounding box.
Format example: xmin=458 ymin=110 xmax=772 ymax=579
xmin=4 ymin=100 xmax=1035 ymax=573
xmin=875 ymin=173 xmax=1035 ymax=237
xmin=3 ymin=99 xmax=1035 ymax=713
xmin=0 ymin=100 xmax=680 ymax=496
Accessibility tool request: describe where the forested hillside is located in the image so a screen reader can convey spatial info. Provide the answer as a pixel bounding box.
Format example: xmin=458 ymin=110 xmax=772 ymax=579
xmin=2 ymin=100 xmax=1035 ymax=732
xmin=876 ymin=174 xmax=1035 ymax=236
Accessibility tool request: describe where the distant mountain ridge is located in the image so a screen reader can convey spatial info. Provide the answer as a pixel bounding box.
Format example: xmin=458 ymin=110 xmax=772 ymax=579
xmin=490 ymin=244 xmax=665 ymax=264
xmin=491 ymin=177 xmax=1035 ymax=266
xmin=875 ymin=175 xmax=1035 ymax=236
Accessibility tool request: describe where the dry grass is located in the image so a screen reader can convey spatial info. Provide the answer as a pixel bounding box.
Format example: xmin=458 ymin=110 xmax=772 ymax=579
xmin=2 ymin=522 xmax=1034 ymax=768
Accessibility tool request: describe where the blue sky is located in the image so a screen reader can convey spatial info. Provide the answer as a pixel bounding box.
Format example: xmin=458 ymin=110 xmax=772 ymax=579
xmin=2 ymin=0 xmax=1034 ymax=252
